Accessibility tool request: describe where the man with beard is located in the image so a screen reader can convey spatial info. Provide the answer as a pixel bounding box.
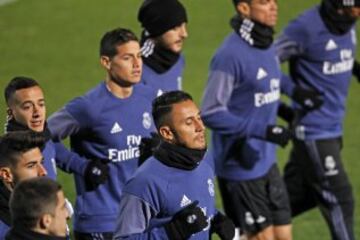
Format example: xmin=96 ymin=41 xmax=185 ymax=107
xmin=138 ymin=0 xmax=188 ymax=95
xmin=114 ymin=91 xmax=235 ymax=240
xmin=275 ymin=0 xmax=360 ymax=239
xmin=0 ymin=131 xmax=47 ymax=238
xmin=48 ymin=28 xmax=156 ymax=239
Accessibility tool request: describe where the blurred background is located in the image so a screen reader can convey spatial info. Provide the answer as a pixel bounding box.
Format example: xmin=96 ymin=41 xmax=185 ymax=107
xmin=0 ymin=0 xmax=359 ymax=239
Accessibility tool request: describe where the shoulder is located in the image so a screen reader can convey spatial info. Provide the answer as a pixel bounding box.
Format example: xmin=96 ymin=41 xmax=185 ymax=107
xmin=133 ymin=84 xmax=157 ymax=102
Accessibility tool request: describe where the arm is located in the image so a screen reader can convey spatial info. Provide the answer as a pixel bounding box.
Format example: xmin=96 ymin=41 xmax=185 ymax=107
xmin=201 ymin=70 xmax=267 ymax=139
xmin=274 ymin=33 xmax=304 ymax=63
xmin=47 ymin=107 xmax=81 ymax=141
xmin=113 ymin=194 xmax=168 ymax=240
xmin=53 ymin=142 xmax=88 ymax=175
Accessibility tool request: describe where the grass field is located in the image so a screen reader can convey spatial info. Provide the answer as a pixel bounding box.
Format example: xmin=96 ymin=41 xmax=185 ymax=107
xmin=0 ymin=0 xmax=359 ymax=239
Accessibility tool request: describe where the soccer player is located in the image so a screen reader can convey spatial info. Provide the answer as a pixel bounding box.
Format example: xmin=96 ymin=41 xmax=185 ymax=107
xmin=114 ymin=90 xmax=235 ymax=240
xmin=48 ymin=28 xmax=156 ymax=240
xmin=6 ymin=177 xmax=70 ymax=240
xmin=4 ymin=76 xmax=109 ymax=184
xmin=274 ymin=0 xmax=360 ymax=239
xmin=0 ymin=131 xmax=47 ymax=238
xmin=199 ymin=0 xmax=314 ymax=238
xmin=138 ymin=0 xmax=188 ymax=95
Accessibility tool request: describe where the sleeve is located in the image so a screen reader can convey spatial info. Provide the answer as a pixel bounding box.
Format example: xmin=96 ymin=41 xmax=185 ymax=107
xmin=274 ymin=17 xmax=308 ymax=62
xmin=47 ymin=107 xmax=81 ymax=141
xmin=201 ymin=69 xmax=267 ymax=139
xmin=48 ymin=97 xmax=95 ymax=141
xmin=53 ymin=142 xmax=88 ymax=175
xmin=113 ymin=194 xmax=168 ymax=240
xmin=280 ymin=73 xmax=296 ymax=97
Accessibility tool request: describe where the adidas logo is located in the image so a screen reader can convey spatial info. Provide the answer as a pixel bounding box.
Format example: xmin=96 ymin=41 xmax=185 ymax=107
xmin=157 ymin=89 xmax=164 ymax=96
xmin=180 ymin=195 xmax=192 ymax=207
xmin=256 ymin=68 xmax=268 ymax=80
xmin=325 ymin=39 xmax=337 ymax=51
xmin=110 ymin=122 xmax=122 ymax=134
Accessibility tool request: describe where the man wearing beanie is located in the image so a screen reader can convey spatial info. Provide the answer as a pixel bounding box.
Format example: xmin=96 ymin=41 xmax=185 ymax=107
xmin=199 ymin=0 xmax=323 ymax=238
xmin=275 ymin=1 xmax=360 ymax=239
xmin=138 ymin=0 xmax=188 ymax=96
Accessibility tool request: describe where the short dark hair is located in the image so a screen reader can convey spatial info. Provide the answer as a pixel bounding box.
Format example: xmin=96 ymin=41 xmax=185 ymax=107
xmin=152 ymin=90 xmax=193 ymax=129
xmin=4 ymin=76 xmax=40 ymax=105
xmin=100 ymin=28 xmax=139 ymax=58
xmin=10 ymin=177 xmax=62 ymax=229
xmin=0 ymin=131 xmax=46 ymax=168
xmin=232 ymin=0 xmax=251 ymax=6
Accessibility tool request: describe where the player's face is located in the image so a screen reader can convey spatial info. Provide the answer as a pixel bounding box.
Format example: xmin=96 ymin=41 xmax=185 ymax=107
xmin=48 ymin=190 xmax=70 ymax=237
xmin=342 ymin=7 xmax=360 ymax=18
xmin=167 ymin=100 xmax=206 ymax=150
xmin=8 ymin=86 xmax=46 ymax=132
xmin=11 ymin=148 xmax=47 ymax=186
xmin=242 ymin=0 xmax=278 ymax=27
xmin=103 ymin=40 xmax=142 ymax=87
xmin=156 ymin=23 xmax=188 ymax=53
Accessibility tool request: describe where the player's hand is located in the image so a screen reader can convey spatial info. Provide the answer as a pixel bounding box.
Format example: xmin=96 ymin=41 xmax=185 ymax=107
xmin=138 ymin=132 xmax=161 ymax=166
xmin=292 ymin=86 xmax=323 ymax=111
xmin=265 ymin=125 xmax=292 ymax=147
xmin=165 ymin=200 xmax=208 ymax=240
xmin=353 ymin=60 xmax=360 ymax=83
xmin=277 ymin=102 xmax=295 ymax=124
xmin=84 ymin=158 xmax=110 ymax=191
xmin=210 ymin=212 xmax=235 ymax=240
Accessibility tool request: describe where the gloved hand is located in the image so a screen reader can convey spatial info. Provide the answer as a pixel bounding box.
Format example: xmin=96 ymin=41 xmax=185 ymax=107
xmin=165 ymin=200 xmax=208 ymax=240
xmin=84 ymin=158 xmax=110 ymax=191
xmin=292 ymin=86 xmax=323 ymax=111
xmin=277 ymin=102 xmax=295 ymax=124
xmin=210 ymin=212 xmax=235 ymax=240
xmin=353 ymin=60 xmax=360 ymax=82
xmin=138 ymin=132 xmax=161 ymax=166
xmin=265 ymin=125 xmax=292 ymax=147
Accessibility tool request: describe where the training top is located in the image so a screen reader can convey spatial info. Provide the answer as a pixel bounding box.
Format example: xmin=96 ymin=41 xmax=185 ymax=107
xmin=113 ymin=154 xmax=216 ymax=240
xmin=274 ymin=5 xmax=357 ymax=140
xmin=48 ymin=82 xmax=156 ymax=233
xmin=201 ymin=32 xmax=290 ymax=181
xmin=142 ymin=55 xmax=185 ymax=96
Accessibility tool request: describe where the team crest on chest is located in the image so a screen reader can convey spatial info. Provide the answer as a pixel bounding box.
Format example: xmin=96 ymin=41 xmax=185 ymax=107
xmin=142 ymin=112 xmax=152 ymax=129
xmin=207 ymin=179 xmax=215 ymax=197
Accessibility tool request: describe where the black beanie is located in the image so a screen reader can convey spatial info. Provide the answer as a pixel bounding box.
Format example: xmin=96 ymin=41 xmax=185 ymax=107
xmin=138 ymin=0 xmax=187 ymax=37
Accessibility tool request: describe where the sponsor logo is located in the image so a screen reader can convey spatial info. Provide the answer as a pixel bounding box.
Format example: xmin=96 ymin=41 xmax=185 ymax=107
xmin=254 ymin=78 xmax=280 ymax=107
xmin=110 ymin=122 xmax=122 ymax=134
xmin=323 ymin=49 xmax=354 ymax=75
xmin=108 ymin=135 xmax=141 ymax=162
xmin=256 ymin=68 xmax=268 ymax=80
xmin=325 ymin=39 xmax=337 ymax=51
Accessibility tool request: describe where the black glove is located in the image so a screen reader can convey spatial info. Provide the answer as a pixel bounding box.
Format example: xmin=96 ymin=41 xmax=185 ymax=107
xmin=165 ymin=200 xmax=208 ymax=240
xmin=138 ymin=132 xmax=161 ymax=166
xmin=277 ymin=102 xmax=295 ymax=124
xmin=265 ymin=125 xmax=292 ymax=147
xmin=353 ymin=60 xmax=360 ymax=82
xmin=84 ymin=158 xmax=110 ymax=191
xmin=210 ymin=212 xmax=235 ymax=240
xmin=292 ymin=86 xmax=323 ymax=111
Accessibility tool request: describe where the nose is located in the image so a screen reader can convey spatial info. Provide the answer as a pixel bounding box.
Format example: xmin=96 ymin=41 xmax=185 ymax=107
xmin=195 ymin=118 xmax=205 ymax=132
xmin=38 ymin=163 xmax=47 ymax=176
xmin=179 ymin=23 xmax=188 ymax=39
xmin=133 ymin=56 xmax=142 ymax=69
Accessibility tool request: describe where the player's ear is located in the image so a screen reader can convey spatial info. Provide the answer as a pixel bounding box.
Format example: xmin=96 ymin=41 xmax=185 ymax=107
xmin=237 ymin=1 xmax=251 ymax=17
xmin=159 ymin=125 xmax=174 ymax=142
xmin=100 ymin=56 xmax=111 ymax=70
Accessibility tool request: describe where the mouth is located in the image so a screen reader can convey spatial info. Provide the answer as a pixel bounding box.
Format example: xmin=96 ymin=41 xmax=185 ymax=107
xmin=30 ymin=120 xmax=43 ymax=129
xmin=132 ymin=70 xmax=142 ymax=77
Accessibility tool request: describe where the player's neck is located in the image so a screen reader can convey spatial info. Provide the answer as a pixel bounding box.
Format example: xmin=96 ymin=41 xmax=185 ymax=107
xmin=105 ymin=79 xmax=134 ymax=99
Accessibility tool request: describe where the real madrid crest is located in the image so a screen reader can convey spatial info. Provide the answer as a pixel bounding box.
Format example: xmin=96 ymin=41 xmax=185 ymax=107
xmin=142 ymin=112 xmax=152 ymax=129
xmin=207 ymin=178 xmax=215 ymax=197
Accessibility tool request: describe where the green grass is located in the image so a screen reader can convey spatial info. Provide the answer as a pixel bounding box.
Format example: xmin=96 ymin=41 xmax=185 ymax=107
xmin=0 ymin=1 xmax=359 ymax=239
